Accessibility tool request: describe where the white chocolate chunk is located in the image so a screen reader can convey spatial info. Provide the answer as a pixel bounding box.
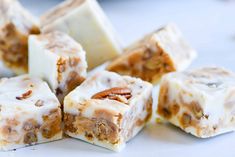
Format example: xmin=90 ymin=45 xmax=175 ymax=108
xmin=29 ymin=31 xmax=87 ymax=103
xmin=107 ymin=24 xmax=197 ymax=84
xmin=64 ymin=71 xmax=152 ymax=151
xmin=0 ymin=0 xmax=40 ymax=74
xmin=40 ymin=0 xmax=122 ymax=70
xmin=0 ymin=75 xmax=62 ymax=151
xmin=157 ymin=67 xmax=235 ymax=138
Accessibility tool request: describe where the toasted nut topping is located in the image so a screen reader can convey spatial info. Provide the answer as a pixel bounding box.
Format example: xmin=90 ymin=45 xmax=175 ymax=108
xmin=16 ymin=90 xmax=32 ymax=100
xmin=23 ymin=119 xmax=39 ymax=131
xmin=181 ymin=113 xmax=192 ymax=128
xmin=144 ymin=55 xmax=162 ymax=70
xmin=191 ymin=102 xmax=203 ymax=119
xmin=69 ymin=57 xmax=80 ymax=67
xmin=91 ymin=87 xmax=132 ymax=103
xmin=57 ymin=58 xmax=66 ymax=73
xmin=24 ymin=131 xmax=37 ymax=144
xmin=35 ymin=100 xmax=44 ymax=107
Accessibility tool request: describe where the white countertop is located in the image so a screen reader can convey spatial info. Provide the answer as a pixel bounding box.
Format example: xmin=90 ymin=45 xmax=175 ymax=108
xmin=2 ymin=0 xmax=235 ymax=157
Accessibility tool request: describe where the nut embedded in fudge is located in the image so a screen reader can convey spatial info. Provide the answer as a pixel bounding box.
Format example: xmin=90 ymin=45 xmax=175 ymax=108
xmin=40 ymin=0 xmax=122 ymax=70
xmin=29 ymin=31 xmax=87 ymax=103
xmin=157 ymin=67 xmax=235 ymax=138
xmin=0 ymin=75 xmax=62 ymax=151
xmin=107 ymin=24 xmax=197 ymax=84
xmin=0 ymin=0 xmax=40 ymax=74
xmin=64 ymin=71 xmax=153 ymax=151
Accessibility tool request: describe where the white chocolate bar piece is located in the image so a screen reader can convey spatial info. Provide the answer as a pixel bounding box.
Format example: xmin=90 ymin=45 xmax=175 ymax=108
xmin=107 ymin=24 xmax=197 ymax=84
xmin=64 ymin=71 xmax=152 ymax=151
xmin=0 ymin=75 xmax=62 ymax=151
xmin=40 ymin=0 xmax=122 ymax=70
xmin=157 ymin=67 xmax=235 ymax=138
xmin=29 ymin=31 xmax=87 ymax=103
xmin=0 ymin=0 xmax=40 ymax=74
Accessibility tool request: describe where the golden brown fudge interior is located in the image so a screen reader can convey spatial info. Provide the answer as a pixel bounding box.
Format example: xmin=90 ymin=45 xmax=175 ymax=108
xmin=0 ymin=108 xmax=62 ymax=145
xmin=107 ymin=42 xmax=176 ymax=84
xmin=64 ymin=97 xmax=152 ymax=144
xmin=0 ymin=23 xmax=40 ymax=73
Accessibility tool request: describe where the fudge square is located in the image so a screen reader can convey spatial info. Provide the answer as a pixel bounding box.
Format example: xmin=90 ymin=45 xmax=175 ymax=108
xmin=157 ymin=67 xmax=235 ymax=138
xmin=64 ymin=71 xmax=153 ymax=151
xmin=29 ymin=31 xmax=87 ymax=103
xmin=0 ymin=0 xmax=40 ymax=74
xmin=0 ymin=75 xmax=62 ymax=151
xmin=107 ymin=24 xmax=197 ymax=84
xmin=40 ymin=0 xmax=122 ymax=70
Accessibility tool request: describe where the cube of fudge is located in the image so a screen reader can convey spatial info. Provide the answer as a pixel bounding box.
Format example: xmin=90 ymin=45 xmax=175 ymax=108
xmin=0 ymin=0 xmax=40 ymax=74
xmin=0 ymin=75 xmax=62 ymax=151
xmin=157 ymin=67 xmax=235 ymax=138
xmin=40 ymin=0 xmax=122 ymax=70
xmin=64 ymin=71 xmax=152 ymax=151
xmin=107 ymin=24 xmax=197 ymax=84
xmin=29 ymin=31 xmax=87 ymax=103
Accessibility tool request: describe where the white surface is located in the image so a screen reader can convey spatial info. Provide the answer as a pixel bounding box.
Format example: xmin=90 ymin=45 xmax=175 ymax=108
xmin=1 ymin=0 xmax=235 ymax=156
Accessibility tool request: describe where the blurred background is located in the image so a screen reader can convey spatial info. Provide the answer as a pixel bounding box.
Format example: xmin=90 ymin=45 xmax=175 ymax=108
xmin=20 ymin=0 xmax=235 ymax=71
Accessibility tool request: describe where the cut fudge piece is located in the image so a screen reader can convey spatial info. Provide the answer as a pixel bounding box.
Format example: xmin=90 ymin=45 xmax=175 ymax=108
xmin=0 ymin=0 xmax=40 ymax=74
xmin=40 ymin=0 xmax=122 ymax=70
xmin=0 ymin=75 xmax=62 ymax=151
xmin=107 ymin=24 xmax=197 ymax=84
xmin=29 ymin=31 xmax=87 ymax=103
xmin=157 ymin=67 xmax=235 ymax=138
xmin=64 ymin=71 xmax=152 ymax=151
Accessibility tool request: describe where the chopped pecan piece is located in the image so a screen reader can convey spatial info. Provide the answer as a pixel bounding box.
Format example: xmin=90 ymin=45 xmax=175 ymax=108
xmin=23 ymin=119 xmax=39 ymax=131
xmin=91 ymin=87 xmax=132 ymax=103
xmin=16 ymin=90 xmax=32 ymax=100
xmin=35 ymin=100 xmax=44 ymax=107
xmin=24 ymin=131 xmax=38 ymax=144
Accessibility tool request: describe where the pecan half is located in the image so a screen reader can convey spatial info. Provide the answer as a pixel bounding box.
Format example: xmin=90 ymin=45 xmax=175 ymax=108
xmin=16 ymin=90 xmax=32 ymax=100
xmin=91 ymin=87 xmax=132 ymax=103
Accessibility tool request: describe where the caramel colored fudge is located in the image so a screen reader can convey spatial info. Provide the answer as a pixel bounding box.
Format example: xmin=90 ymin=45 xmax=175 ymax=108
xmin=107 ymin=24 xmax=197 ymax=84
xmin=0 ymin=75 xmax=62 ymax=151
xmin=64 ymin=71 xmax=152 ymax=151
xmin=0 ymin=0 xmax=40 ymax=74
xmin=40 ymin=0 xmax=122 ymax=70
xmin=157 ymin=67 xmax=235 ymax=138
xmin=29 ymin=31 xmax=87 ymax=103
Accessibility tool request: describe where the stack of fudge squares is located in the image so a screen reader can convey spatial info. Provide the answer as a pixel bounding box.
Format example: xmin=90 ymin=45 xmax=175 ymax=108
xmin=0 ymin=0 xmax=235 ymax=152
